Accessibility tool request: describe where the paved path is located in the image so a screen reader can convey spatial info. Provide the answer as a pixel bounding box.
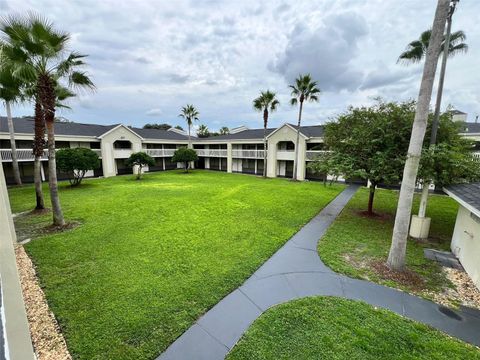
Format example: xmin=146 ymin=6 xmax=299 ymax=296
xmin=159 ymin=185 xmax=480 ymax=360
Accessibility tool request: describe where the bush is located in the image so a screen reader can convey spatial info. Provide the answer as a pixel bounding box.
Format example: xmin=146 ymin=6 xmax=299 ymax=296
xmin=171 ymin=148 xmax=198 ymax=172
xmin=125 ymin=152 xmax=155 ymax=180
xmin=57 ymin=147 xmax=100 ymax=186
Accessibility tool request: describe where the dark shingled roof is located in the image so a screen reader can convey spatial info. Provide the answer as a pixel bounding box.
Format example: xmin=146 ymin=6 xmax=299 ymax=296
xmin=130 ymin=127 xmax=190 ymax=140
xmin=445 ymin=182 xmax=480 ymax=213
xmin=461 ymin=122 xmax=480 ymax=134
xmin=0 ymin=117 xmax=117 ymax=137
xmin=198 ymin=124 xmax=324 ymax=141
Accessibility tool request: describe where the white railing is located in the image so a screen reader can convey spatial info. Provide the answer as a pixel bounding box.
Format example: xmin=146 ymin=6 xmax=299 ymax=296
xmin=195 ymin=149 xmax=228 ymax=157
xmin=473 ymin=152 xmax=480 ymax=162
xmin=276 ymin=150 xmax=296 ymax=161
xmin=0 ymin=149 xmax=47 ymax=162
xmin=306 ymin=150 xmax=329 ymax=161
xmin=232 ymin=149 xmax=265 ymax=159
xmin=145 ymin=149 xmax=176 ymax=157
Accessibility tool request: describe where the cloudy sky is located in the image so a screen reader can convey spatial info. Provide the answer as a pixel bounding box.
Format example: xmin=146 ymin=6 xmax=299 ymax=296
xmin=2 ymin=0 xmax=479 ymax=131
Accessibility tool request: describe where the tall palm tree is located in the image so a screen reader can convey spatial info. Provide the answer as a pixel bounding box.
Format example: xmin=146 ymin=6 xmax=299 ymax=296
xmin=0 ymin=14 xmax=95 ymax=226
xmin=178 ymin=104 xmax=199 ymax=146
xmin=397 ymin=29 xmax=467 ymax=64
xmin=387 ymin=0 xmax=450 ymax=271
xmin=289 ymin=74 xmax=320 ymax=180
xmin=0 ymin=65 xmax=23 ymax=185
xmin=253 ymin=90 xmax=279 ymax=177
xmin=197 ymin=124 xmax=209 ymax=138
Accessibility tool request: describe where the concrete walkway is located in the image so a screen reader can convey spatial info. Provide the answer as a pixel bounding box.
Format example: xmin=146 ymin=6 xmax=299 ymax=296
xmin=159 ymin=185 xmax=480 ymax=360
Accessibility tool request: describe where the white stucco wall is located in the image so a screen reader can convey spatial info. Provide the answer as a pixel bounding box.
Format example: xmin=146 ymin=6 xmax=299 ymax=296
xmin=451 ymin=205 xmax=480 ymax=290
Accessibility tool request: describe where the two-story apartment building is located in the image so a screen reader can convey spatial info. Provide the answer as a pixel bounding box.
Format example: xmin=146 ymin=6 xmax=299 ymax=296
xmin=1 ymin=116 xmax=479 ymax=184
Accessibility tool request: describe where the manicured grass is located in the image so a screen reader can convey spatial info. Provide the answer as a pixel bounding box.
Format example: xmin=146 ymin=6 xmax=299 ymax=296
xmin=319 ymin=187 xmax=458 ymax=295
xmin=8 ymin=171 xmax=343 ymax=360
xmin=227 ymin=297 xmax=480 ymax=360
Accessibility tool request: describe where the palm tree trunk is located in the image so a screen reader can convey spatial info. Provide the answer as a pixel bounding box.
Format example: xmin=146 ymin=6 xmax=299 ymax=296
xmin=39 ymin=75 xmax=65 ymax=226
xmin=33 ymin=156 xmax=45 ymax=210
xmin=292 ymin=100 xmax=303 ymax=181
xmin=387 ymin=0 xmax=449 ymax=271
xmin=263 ymin=108 xmax=268 ymax=177
xmin=33 ymin=98 xmax=46 ymax=210
xmin=5 ymin=101 xmax=22 ymax=185
xmin=417 ymin=7 xmax=454 ymax=219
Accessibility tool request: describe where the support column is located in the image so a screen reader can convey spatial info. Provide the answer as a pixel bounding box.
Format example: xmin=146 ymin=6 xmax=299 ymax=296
xmin=101 ymin=142 xmax=116 ymax=177
xmin=296 ymin=139 xmax=306 ymax=181
xmin=227 ymin=143 xmax=232 ymax=173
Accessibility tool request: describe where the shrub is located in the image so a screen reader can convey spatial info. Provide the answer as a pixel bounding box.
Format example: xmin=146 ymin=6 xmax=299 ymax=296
xmin=57 ymin=147 xmax=100 ymax=186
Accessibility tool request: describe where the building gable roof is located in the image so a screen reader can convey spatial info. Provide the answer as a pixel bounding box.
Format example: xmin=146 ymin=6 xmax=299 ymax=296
xmin=444 ymin=182 xmax=480 ymax=217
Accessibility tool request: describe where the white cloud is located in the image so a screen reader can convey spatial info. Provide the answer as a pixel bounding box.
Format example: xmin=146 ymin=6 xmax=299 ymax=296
xmin=145 ymin=108 xmax=163 ymax=117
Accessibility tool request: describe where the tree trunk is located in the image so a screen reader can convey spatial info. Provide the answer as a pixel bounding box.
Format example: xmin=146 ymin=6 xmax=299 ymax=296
xmin=418 ymin=182 xmax=430 ymax=218
xmin=5 ymin=101 xmax=22 ymax=185
xmin=33 ymin=156 xmax=45 ymax=210
xmin=387 ymin=0 xmax=449 ymax=271
xmin=368 ymin=183 xmax=376 ymax=215
xmin=292 ymin=100 xmax=303 ymax=181
xmin=263 ymin=108 xmax=268 ymax=177
xmin=417 ymin=6 xmax=454 ymax=219
xmin=33 ymin=98 xmax=46 ymax=210
xmin=39 ymin=75 xmax=65 ymax=226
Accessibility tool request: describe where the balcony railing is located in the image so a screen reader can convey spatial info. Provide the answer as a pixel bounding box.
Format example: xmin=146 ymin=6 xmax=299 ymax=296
xmin=232 ymin=149 xmax=265 ymax=159
xmin=473 ymin=152 xmax=480 ymax=162
xmin=195 ymin=149 xmax=228 ymax=157
xmin=145 ymin=149 xmax=176 ymax=157
xmin=306 ymin=150 xmax=330 ymax=161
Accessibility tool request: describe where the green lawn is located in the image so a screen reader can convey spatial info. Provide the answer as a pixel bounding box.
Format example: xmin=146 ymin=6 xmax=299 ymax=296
xmin=319 ymin=187 xmax=458 ymax=296
xmin=227 ymin=297 xmax=480 ymax=360
xmin=8 ymin=171 xmax=343 ymax=360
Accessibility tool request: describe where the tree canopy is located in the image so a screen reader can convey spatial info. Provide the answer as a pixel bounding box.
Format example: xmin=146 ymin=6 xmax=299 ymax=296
xmin=171 ymin=147 xmax=198 ymax=172
xmin=125 ymin=152 xmax=155 ymax=180
xmin=57 ymin=148 xmax=100 ymax=186
xmin=143 ymin=123 xmax=171 ymax=130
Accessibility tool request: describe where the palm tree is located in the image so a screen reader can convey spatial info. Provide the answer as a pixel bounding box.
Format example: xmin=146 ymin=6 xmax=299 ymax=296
xmin=197 ymin=124 xmax=209 ymax=138
xmin=253 ymin=91 xmax=279 ymax=177
xmin=0 ymin=65 xmax=23 ymax=185
xmin=219 ymin=126 xmax=229 ymax=135
xmin=398 ymin=29 xmax=467 ymax=64
xmin=0 ymin=14 xmax=95 ymax=226
xmin=178 ymin=104 xmax=199 ymax=146
xmin=387 ymin=0 xmax=450 ymax=271
xmin=289 ymin=74 xmax=320 ymax=180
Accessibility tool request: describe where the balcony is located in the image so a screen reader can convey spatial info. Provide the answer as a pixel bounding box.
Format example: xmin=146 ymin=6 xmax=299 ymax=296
xmin=276 ymin=150 xmax=295 ymax=161
xmin=113 ymin=149 xmax=132 ymax=159
xmin=232 ymin=149 xmax=265 ymax=159
xmin=195 ymin=149 xmax=228 ymax=157
xmin=0 ymin=148 xmax=102 ymax=162
xmin=306 ymin=150 xmax=329 ymax=161
xmin=145 ymin=149 xmax=176 ymax=157
xmin=473 ymin=152 xmax=480 ymax=162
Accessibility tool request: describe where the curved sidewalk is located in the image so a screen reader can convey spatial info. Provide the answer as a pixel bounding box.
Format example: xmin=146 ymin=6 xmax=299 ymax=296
xmin=158 ymin=185 xmax=480 ymax=360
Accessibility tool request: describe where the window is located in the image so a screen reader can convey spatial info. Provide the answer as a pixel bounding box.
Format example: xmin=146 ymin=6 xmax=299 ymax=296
xmin=113 ymin=140 xmax=132 ymax=149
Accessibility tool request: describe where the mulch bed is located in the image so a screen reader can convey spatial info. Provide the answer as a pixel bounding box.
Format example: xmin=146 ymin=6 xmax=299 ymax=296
xmin=15 ymin=246 xmax=72 ymax=360
xmin=370 ymin=260 xmax=426 ymax=291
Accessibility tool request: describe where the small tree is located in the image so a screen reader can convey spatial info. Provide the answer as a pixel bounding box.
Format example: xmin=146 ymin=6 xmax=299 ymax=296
xmin=171 ymin=148 xmax=198 ymax=173
xmin=57 ymin=148 xmax=100 ymax=186
xmin=143 ymin=123 xmax=171 ymax=130
xmin=317 ymin=100 xmax=415 ymax=215
xmin=125 ymin=152 xmax=155 ymax=180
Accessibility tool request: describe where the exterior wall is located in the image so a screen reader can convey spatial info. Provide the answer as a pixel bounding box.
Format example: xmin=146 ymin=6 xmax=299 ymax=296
xmin=451 ymin=205 xmax=480 ymax=290
xmin=100 ymin=126 xmax=143 ymax=177
xmin=266 ymin=125 xmax=307 ymax=180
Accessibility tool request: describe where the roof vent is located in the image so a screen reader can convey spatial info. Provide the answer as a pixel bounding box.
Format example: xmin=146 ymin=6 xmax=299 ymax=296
xmin=230 ymin=125 xmax=249 ymax=134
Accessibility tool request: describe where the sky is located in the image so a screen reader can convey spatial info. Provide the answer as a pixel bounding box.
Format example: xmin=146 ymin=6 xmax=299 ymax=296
xmin=2 ymin=0 xmax=480 ymax=131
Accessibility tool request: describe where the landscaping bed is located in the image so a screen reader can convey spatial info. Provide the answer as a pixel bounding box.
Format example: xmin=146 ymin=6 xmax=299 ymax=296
xmin=319 ymin=187 xmax=480 ymax=308
xmin=8 ymin=170 xmax=343 ymax=360
xmin=227 ymin=297 xmax=480 ymax=359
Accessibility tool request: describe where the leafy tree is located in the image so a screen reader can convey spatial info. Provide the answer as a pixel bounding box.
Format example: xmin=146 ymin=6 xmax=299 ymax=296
xmin=219 ymin=126 xmax=230 ymax=135
xmin=178 ymin=104 xmax=199 ymax=144
xmin=174 ymin=125 xmax=184 ymax=131
xmin=197 ymin=124 xmax=210 ymax=138
xmin=253 ymin=90 xmax=279 ymax=177
xmin=171 ymin=148 xmax=198 ymax=173
xmin=1 ymin=14 xmax=95 ymax=225
xmin=398 ymin=29 xmax=467 ymax=64
xmin=125 ymin=152 xmax=155 ymax=180
xmin=289 ymin=74 xmax=320 ymax=180
xmin=143 ymin=123 xmax=171 ymax=130
xmin=316 ymin=100 xmax=415 ymax=215
xmin=57 ymin=148 xmax=100 ymax=186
